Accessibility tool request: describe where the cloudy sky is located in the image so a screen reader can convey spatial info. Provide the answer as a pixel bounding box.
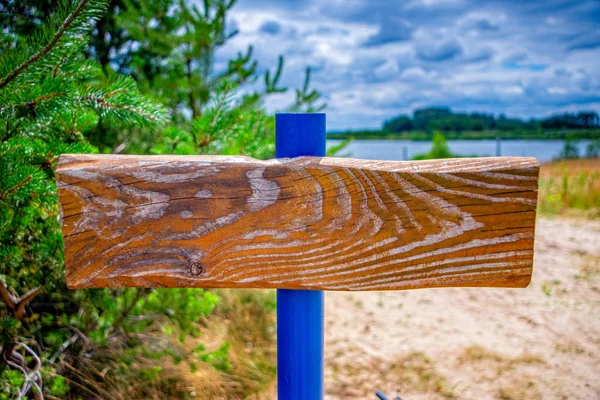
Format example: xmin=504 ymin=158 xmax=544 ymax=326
xmin=216 ymin=0 xmax=600 ymax=130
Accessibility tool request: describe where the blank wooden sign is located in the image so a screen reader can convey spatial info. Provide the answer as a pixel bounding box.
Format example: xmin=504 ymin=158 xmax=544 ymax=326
xmin=57 ymin=154 xmax=539 ymax=291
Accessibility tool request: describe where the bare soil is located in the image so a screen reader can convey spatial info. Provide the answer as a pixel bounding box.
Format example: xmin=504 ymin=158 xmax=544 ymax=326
xmin=324 ymin=217 xmax=600 ymax=400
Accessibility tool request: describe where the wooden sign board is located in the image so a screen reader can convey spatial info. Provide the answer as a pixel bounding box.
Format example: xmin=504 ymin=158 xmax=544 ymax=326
xmin=57 ymin=154 xmax=538 ymax=291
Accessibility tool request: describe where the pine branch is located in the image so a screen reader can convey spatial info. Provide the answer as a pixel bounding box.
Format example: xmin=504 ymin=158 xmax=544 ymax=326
xmin=1 ymin=92 xmax=63 ymax=113
xmin=81 ymin=94 xmax=161 ymax=122
xmin=0 ymin=175 xmax=32 ymax=200
xmin=0 ymin=0 xmax=94 ymax=89
xmin=109 ymin=288 xmax=149 ymax=335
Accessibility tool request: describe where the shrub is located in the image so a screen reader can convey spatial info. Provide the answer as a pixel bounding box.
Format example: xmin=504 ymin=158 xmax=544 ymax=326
xmin=412 ymin=132 xmax=457 ymax=160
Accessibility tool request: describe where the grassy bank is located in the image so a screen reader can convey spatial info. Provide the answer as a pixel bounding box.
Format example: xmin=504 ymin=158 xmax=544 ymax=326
xmin=327 ymin=129 xmax=600 ymax=141
xmin=538 ymin=159 xmax=600 ymax=219
xmin=79 ymin=289 xmax=277 ymax=400
xmin=168 ymin=289 xmax=277 ymax=400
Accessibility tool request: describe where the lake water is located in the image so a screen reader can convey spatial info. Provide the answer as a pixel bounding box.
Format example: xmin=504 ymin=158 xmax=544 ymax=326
xmin=326 ymin=139 xmax=593 ymax=163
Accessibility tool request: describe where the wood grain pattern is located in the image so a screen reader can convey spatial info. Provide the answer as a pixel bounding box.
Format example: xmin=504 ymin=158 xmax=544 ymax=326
xmin=57 ymin=154 xmax=539 ymax=291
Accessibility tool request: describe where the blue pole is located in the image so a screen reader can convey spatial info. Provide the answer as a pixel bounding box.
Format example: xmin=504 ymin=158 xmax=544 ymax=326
xmin=276 ymin=113 xmax=325 ymax=400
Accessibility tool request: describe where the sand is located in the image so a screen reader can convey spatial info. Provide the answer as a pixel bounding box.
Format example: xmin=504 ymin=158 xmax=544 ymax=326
xmin=324 ymin=217 xmax=600 ymax=399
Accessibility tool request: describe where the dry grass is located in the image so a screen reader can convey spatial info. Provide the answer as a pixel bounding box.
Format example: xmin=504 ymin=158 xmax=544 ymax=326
xmin=67 ymin=346 xmax=202 ymax=399
xmin=457 ymin=346 xmax=545 ymax=400
xmin=538 ymin=159 xmax=600 ymax=218
xmin=541 ymin=279 xmax=566 ymax=296
xmin=458 ymin=345 xmax=544 ymax=370
xmin=498 ymin=377 xmax=541 ymax=400
xmin=177 ymin=289 xmax=277 ymax=400
xmin=390 ymin=353 xmax=456 ymax=398
xmin=539 ymin=158 xmax=600 ymax=178
xmin=72 ymin=289 xmax=277 ymax=400
xmin=327 ymin=352 xmax=457 ymax=399
xmin=575 ymin=254 xmax=600 ymax=282
xmin=555 ymin=342 xmax=586 ymax=355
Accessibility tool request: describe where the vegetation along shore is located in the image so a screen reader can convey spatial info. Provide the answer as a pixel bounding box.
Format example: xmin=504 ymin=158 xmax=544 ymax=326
xmin=328 ymin=107 xmax=600 ymax=140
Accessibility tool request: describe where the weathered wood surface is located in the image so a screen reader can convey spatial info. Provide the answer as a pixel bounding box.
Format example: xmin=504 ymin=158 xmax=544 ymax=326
xmin=57 ymin=154 xmax=539 ymax=291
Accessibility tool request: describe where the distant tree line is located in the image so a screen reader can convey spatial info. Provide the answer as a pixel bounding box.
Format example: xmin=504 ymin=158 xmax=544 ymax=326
xmin=383 ymin=107 xmax=600 ymax=134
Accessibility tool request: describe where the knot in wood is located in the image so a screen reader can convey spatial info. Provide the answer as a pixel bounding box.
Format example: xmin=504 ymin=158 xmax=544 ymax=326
xmin=189 ymin=262 xmax=204 ymax=276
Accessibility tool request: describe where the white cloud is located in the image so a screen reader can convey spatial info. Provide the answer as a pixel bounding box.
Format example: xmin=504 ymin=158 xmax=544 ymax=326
xmin=548 ymin=87 xmax=568 ymax=94
xmin=219 ymin=0 xmax=600 ymax=129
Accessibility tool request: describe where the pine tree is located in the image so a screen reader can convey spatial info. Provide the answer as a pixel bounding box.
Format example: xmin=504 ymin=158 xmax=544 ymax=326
xmin=0 ymin=1 xmax=222 ymax=398
xmin=3 ymin=0 xmax=327 ymax=158
xmin=86 ymin=0 xmax=326 ymax=156
xmin=1 ymin=1 xmax=332 ymax=397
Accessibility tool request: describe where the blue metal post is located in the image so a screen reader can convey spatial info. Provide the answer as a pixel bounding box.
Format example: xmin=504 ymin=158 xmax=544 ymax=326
xmin=276 ymin=113 xmax=325 ymax=400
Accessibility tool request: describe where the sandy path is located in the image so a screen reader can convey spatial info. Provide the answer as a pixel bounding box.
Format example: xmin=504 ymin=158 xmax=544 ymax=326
xmin=324 ymin=217 xmax=600 ymax=399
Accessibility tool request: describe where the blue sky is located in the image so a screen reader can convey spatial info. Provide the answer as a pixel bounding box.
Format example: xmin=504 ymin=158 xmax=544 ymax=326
xmin=216 ymin=0 xmax=600 ymax=130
